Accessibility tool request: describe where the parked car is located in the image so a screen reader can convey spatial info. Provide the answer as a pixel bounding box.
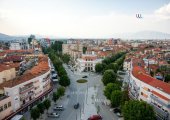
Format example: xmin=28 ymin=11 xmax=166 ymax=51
xmin=113 ymin=108 xmax=123 ymax=117
xmin=113 ymin=108 xmax=121 ymax=113
xmin=74 ymin=103 xmax=79 ymax=109
xmin=88 ymin=115 xmax=102 ymax=120
xmin=54 ymin=105 xmax=64 ymax=111
xmin=47 ymin=112 xmax=60 ymax=118
xmin=82 ymin=75 xmax=88 ymax=78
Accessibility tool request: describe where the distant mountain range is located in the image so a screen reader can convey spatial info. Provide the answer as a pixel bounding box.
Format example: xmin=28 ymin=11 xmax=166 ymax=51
xmin=112 ymin=31 xmax=170 ymax=40
xmin=0 ymin=33 xmax=26 ymax=41
xmin=0 ymin=31 xmax=170 ymax=41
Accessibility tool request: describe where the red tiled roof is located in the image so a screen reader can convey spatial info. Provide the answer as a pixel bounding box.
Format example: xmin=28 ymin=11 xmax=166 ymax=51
xmin=0 ymin=64 xmax=12 ymax=72
xmin=0 ymin=56 xmax=49 ymax=89
xmin=152 ymin=91 xmax=170 ymax=101
xmin=132 ymin=66 xmax=170 ymax=94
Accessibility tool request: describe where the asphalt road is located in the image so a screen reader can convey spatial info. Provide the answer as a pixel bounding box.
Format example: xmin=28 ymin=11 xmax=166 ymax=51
xmin=23 ymin=64 xmax=123 ymax=120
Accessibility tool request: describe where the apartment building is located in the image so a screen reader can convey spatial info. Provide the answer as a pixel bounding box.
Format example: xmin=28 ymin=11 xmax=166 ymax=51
xmin=0 ymin=96 xmax=13 ymax=120
xmin=0 ymin=56 xmax=52 ymax=120
xmin=0 ymin=65 xmax=16 ymax=85
xmin=62 ymin=43 xmax=83 ymax=56
xmin=10 ymin=40 xmax=29 ymax=50
xmin=129 ymin=59 xmax=170 ymax=120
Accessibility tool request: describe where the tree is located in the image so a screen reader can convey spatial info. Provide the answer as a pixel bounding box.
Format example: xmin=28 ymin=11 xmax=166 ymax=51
xmin=53 ymin=92 xmax=59 ymax=103
xmin=104 ymin=83 xmax=120 ymax=99
xmin=43 ymin=99 xmax=51 ymax=113
xmin=165 ymin=74 xmax=170 ymax=82
xmin=106 ymin=63 xmax=119 ymax=73
xmin=37 ymin=103 xmax=45 ymax=116
xmin=121 ymin=90 xmax=129 ymax=106
xmin=57 ymin=86 xmax=65 ymax=97
xmin=123 ymin=100 xmax=156 ymax=120
xmin=111 ymin=90 xmax=122 ymax=107
xmin=102 ymin=70 xmax=117 ymax=85
xmin=20 ymin=117 xmax=26 ymax=120
xmin=31 ymin=107 xmax=40 ymax=120
xmin=62 ymin=54 xmax=70 ymax=64
xmin=150 ymin=70 xmax=154 ymax=77
xmin=59 ymin=75 xmax=70 ymax=87
xmin=95 ymin=63 xmax=104 ymax=73
xmin=83 ymin=46 xmax=87 ymax=54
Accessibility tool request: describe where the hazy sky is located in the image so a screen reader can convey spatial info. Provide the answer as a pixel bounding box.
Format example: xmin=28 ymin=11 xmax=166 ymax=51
xmin=0 ymin=0 xmax=170 ymax=38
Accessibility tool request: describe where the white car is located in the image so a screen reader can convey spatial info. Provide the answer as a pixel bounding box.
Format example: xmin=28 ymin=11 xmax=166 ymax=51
xmin=54 ymin=105 xmax=64 ymax=111
xmin=48 ymin=112 xmax=60 ymax=118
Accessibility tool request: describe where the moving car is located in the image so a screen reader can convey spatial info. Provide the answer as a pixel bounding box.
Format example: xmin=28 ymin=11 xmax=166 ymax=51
xmin=74 ymin=103 xmax=79 ymax=109
xmin=47 ymin=112 xmax=60 ymax=118
xmin=54 ymin=105 xmax=64 ymax=111
xmin=88 ymin=115 xmax=102 ymax=120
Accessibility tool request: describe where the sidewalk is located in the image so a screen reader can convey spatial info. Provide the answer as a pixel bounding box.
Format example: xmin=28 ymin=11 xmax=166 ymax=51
xmin=81 ymin=86 xmax=98 ymax=120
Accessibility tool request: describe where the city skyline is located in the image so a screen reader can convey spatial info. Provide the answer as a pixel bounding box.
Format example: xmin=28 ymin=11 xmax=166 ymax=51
xmin=0 ymin=0 xmax=170 ymax=38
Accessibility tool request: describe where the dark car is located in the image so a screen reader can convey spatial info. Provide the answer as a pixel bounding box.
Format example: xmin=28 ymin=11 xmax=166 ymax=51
xmin=113 ymin=108 xmax=121 ymax=113
xmin=88 ymin=115 xmax=102 ymax=120
xmin=82 ymin=75 xmax=88 ymax=78
xmin=74 ymin=103 xmax=79 ymax=109
xmin=113 ymin=108 xmax=123 ymax=117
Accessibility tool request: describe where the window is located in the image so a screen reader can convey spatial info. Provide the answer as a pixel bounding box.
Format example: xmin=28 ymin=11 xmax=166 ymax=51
xmin=141 ymin=92 xmax=143 ymax=95
xmin=4 ymin=104 xmax=7 ymax=110
xmin=0 ymin=106 xmax=3 ymax=112
xmin=8 ymin=102 xmax=11 ymax=107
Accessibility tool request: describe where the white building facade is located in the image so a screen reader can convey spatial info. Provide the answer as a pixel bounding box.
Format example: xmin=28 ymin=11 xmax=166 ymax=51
xmin=129 ymin=66 xmax=170 ymax=120
xmin=76 ymin=54 xmax=102 ymax=72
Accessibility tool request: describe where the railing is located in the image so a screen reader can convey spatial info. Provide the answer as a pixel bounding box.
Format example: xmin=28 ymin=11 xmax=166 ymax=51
xmin=150 ymin=102 xmax=169 ymax=120
xmin=19 ymin=85 xmax=34 ymax=94
xmin=2 ymin=86 xmax=53 ymax=120
xmin=150 ymin=94 xmax=170 ymax=107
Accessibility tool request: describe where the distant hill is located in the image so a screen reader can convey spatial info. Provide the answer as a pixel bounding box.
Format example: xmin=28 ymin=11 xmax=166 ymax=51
xmin=113 ymin=31 xmax=170 ymax=40
xmin=0 ymin=33 xmax=26 ymax=41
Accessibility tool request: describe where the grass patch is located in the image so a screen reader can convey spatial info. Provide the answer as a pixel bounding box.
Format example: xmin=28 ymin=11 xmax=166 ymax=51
xmin=76 ymin=79 xmax=88 ymax=83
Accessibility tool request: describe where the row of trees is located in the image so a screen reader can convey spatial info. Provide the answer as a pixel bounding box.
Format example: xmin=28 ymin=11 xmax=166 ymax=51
xmin=31 ymin=99 xmax=51 ymax=120
xmin=101 ymin=52 xmax=156 ymax=120
xmin=47 ymin=47 xmax=70 ymax=87
xmin=53 ymin=86 xmax=65 ymax=103
xmin=103 ymin=70 xmax=129 ymax=107
xmin=95 ymin=52 xmax=126 ymax=73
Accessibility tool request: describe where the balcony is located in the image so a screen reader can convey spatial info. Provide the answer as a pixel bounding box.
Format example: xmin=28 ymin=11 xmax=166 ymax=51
xmin=19 ymin=83 xmax=34 ymax=94
xmin=150 ymin=102 xmax=169 ymax=120
xmin=129 ymin=90 xmax=138 ymax=100
xmin=150 ymin=94 xmax=170 ymax=108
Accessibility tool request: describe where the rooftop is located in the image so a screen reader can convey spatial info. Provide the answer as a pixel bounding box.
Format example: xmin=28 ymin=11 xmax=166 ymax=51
xmin=132 ymin=66 xmax=170 ymax=95
xmin=0 ymin=56 xmax=49 ymax=89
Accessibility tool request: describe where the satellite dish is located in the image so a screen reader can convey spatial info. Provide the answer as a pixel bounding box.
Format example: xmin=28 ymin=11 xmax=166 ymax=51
xmin=136 ymin=14 xmax=142 ymax=19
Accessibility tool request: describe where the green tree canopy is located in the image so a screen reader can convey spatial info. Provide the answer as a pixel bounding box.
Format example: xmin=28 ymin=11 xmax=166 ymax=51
xmin=59 ymin=75 xmax=70 ymax=87
xmin=165 ymin=74 xmax=170 ymax=82
xmin=61 ymin=54 xmax=70 ymax=64
xmin=102 ymin=70 xmax=117 ymax=85
xmin=37 ymin=102 xmax=45 ymax=115
xmin=111 ymin=90 xmax=123 ymax=107
xmin=121 ymin=90 xmax=129 ymax=106
xmin=31 ymin=107 xmax=40 ymax=120
xmin=57 ymin=86 xmax=65 ymax=97
xmin=53 ymin=92 xmax=59 ymax=103
xmin=43 ymin=99 xmax=51 ymax=113
xmin=123 ymin=100 xmax=156 ymax=120
xmin=104 ymin=83 xmax=121 ymax=100
xmin=83 ymin=46 xmax=87 ymax=54
xmin=95 ymin=63 xmax=104 ymax=73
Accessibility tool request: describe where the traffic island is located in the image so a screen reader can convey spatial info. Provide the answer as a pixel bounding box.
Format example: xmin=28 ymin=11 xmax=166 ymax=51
xmin=76 ymin=79 xmax=88 ymax=83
